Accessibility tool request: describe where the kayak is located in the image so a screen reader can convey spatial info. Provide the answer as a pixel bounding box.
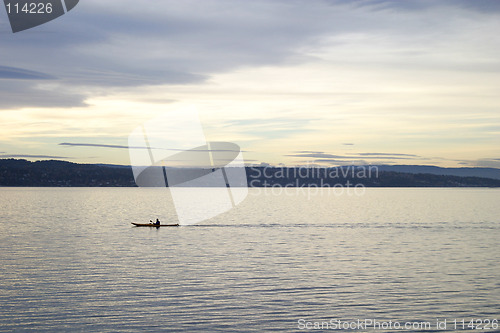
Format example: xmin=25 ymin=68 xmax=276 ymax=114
xmin=132 ymin=223 xmax=180 ymax=227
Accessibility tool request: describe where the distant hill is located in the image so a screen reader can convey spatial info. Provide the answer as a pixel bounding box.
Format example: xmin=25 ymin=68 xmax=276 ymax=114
xmin=0 ymin=159 xmax=499 ymax=187
xmin=376 ymin=165 xmax=500 ymax=180
xmin=0 ymin=159 xmax=136 ymax=187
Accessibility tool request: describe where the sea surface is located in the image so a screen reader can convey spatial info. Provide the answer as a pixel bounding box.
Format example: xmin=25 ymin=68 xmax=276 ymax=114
xmin=0 ymin=188 xmax=499 ymax=332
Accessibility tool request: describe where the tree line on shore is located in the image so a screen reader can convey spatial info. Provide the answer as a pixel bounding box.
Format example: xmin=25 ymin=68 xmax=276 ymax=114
xmin=1 ymin=159 xmax=499 ymax=187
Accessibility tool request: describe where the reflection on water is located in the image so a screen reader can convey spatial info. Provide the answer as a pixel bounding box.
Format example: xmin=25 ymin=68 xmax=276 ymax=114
xmin=0 ymin=188 xmax=499 ymax=332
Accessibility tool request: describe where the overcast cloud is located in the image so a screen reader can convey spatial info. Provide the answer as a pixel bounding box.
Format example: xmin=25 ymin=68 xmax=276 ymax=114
xmin=1 ymin=0 xmax=498 ymax=109
xmin=0 ymin=0 xmax=499 ymax=167
xmin=1 ymin=0 xmax=349 ymax=108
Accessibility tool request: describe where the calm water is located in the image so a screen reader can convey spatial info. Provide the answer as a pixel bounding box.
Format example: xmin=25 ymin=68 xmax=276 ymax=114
xmin=0 ymin=188 xmax=499 ymax=332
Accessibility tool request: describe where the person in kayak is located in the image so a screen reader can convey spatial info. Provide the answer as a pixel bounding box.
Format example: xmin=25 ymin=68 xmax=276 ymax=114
xmin=155 ymin=218 xmax=160 ymax=225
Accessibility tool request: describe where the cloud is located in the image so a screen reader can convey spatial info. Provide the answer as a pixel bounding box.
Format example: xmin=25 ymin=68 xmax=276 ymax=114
xmin=345 ymin=0 xmax=434 ymax=12
xmin=292 ymin=150 xmax=325 ymax=154
xmin=0 ymin=154 xmax=70 ymax=159
xmin=470 ymin=158 xmax=500 ymax=168
xmin=60 ymin=142 xmax=132 ymax=149
xmin=357 ymin=153 xmax=420 ymax=157
xmin=346 ymin=0 xmax=500 ymax=14
xmin=2 ymin=0 xmax=499 ymax=110
xmin=451 ymin=0 xmax=500 ymax=13
xmin=59 ymin=142 xmax=242 ymax=152
xmin=0 ymin=66 xmax=55 ymax=80
xmin=0 ymin=81 xmax=87 ymax=109
xmin=216 ymin=117 xmax=319 ymax=141
xmin=2 ymin=0 xmax=350 ymax=108
xmin=2 ymin=0 xmax=499 ymax=168
xmin=0 ymin=66 xmax=82 ymax=109
xmin=287 ymin=151 xmax=419 ymax=160
xmin=286 ymin=152 xmax=344 ymax=159
xmin=312 ymin=158 xmax=370 ymax=165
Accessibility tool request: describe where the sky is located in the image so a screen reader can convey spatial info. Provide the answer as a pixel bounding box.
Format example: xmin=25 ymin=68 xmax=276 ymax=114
xmin=0 ymin=0 xmax=499 ymax=168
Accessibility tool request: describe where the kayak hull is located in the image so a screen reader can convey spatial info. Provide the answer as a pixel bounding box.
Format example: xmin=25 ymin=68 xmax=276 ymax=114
xmin=132 ymin=223 xmax=180 ymax=227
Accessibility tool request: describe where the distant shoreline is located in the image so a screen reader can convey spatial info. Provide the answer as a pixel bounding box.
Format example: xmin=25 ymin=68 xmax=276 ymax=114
xmin=1 ymin=158 xmax=499 ymax=188
xmin=1 ymin=185 xmax=499 ymax=188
